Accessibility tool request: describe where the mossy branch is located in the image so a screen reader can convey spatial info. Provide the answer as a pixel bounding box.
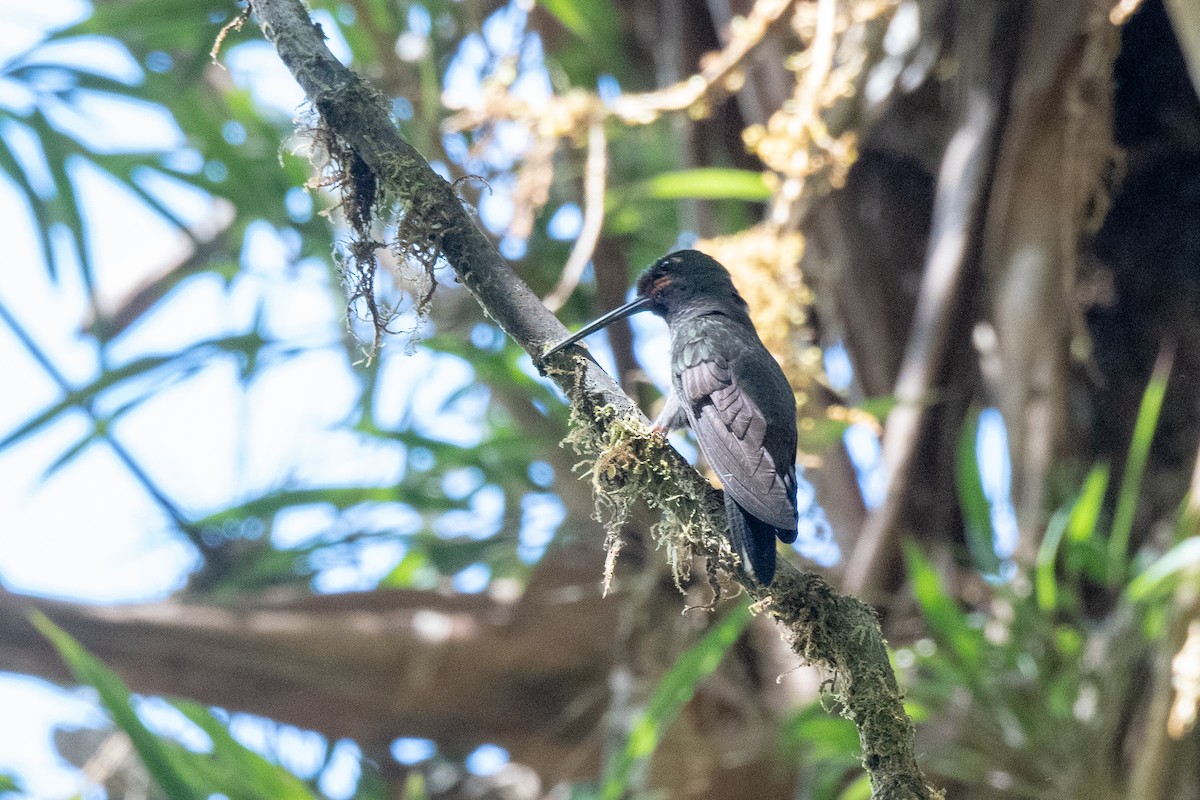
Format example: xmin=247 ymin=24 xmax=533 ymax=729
xmin=249 ymin=0 xmax=939 ymax=796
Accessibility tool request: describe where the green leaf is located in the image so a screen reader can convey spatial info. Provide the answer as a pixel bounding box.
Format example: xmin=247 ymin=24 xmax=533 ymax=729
xmin=40 ymin=430 xmax=101 ymax=481
xmin=63 ymin=0 xmax=235 ymax=54
xmin=0 ymin=127 xmax=58 ymax=278
xmin=1109 ymin=347 xmax=1173 ymax=585
xmin=904 ymin=543 xmax=982 ymax=676
xmin=797 ymin=397 xmax=896 ymax=452
xmin=538 ymin=0 xmax=623 ymax=61
xmin=33 ymin=613 xmax=320 ymax=800
xmin=29 ymin=110 xmax=95 ymax=294
xmin=858 ymin=396 xmax=900 ymax=421
xmin=31 ymin=612 xmax=207 ymax=800
xmin=599 ymin=602 xmax=752 ymax=800
xmin=172 ymin=700 xmax=317 ymax=800
xmin=837 ymin=774 xmax=873 ymax=800
xmin=381 ymin=549 xmax=435 ymax=588
xmin=1035 ymin=508 xmax=1070 ymax=612
xmin=1067 ymin=464 xmax=1110 ymax=543
xmin=193 ymin=487 xmax=455 ymax=529
xmin=1124 ymin=537 xmax=1200 ymax=603
xmin=956 ymin=407 xmax=1002 ymax=575
xmin=1037 ymin=464 xmax=1111 ymax=611
xmin=636 ymin=168 xmax=772 ymax=202
xmin=782 ymin=704 xmax=860 ymax=761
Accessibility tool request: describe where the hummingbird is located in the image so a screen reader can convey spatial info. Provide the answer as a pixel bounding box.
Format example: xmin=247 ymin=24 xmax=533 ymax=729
xmin=545 ymin=250 xmax=799 ymax=585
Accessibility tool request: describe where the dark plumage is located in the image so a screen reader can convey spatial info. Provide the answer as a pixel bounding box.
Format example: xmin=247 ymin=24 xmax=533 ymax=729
xmin=546 ymin=250 xmax=799 ymax=584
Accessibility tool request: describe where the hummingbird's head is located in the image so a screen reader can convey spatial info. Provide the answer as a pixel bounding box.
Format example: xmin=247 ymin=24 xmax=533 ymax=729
xmin=636 ymin=250 xmax=747 ymax=319
xmin=543 ymin=250 xmax=746 ymax=357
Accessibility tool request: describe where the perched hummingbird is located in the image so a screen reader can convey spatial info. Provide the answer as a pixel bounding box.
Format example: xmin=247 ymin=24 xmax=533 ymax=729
xmin=545 ymin=250 xmax=798 ymax=584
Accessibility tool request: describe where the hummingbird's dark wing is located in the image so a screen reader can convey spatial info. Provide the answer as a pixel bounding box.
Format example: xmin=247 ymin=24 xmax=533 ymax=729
xmin=678 ymin=333 xmax=799 ymax=534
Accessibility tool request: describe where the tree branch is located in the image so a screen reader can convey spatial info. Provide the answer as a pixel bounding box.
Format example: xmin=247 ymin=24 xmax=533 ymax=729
xmin=0 ymin=576 xmax=615 ymax=779
xmin=249 ymin=1 xmax=938 ymax=796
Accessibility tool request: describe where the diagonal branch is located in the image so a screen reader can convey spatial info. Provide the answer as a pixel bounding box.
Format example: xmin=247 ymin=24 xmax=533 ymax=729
xmin=249 ymin=1 xmax=939 ymax=797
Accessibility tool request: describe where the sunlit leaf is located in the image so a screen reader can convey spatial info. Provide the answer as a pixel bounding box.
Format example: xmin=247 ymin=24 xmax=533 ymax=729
xmin=797 ymin=397 xmax=894 ymax=452
xmin=1035 ymin=508 xmax=1069 ymax=612
xmin=538 ymin=0 xmax=624 ymax=69
xmin=1109 ymin=347 xmax=1173 ymax=584
xmin=35 ymin=613 xmax=320 ymax=799
xmin=837 ymin=774 xmax=872 ymax=800
xmin=1068 ymin=464 xmax=1110 ymax=543
xmin=380 ymin=549 xmax=433 ymax=588
xmin=636 ymin=168 xmax=772 ymax=202
xmin=173 ymin=700 xmax=317 ymax=800
xmin=64 ymin=0 xmax=237 ymax=53
xmin=1124 ymin=537 xmax=1200 ymax=603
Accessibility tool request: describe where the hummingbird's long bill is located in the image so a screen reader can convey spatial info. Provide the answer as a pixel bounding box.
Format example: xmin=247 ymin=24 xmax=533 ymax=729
xmin=544 ymin=295 xmax=653 ymax=356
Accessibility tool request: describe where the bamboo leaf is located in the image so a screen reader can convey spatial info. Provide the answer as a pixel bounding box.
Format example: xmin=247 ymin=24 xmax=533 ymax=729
xmin=1068 ymin=464 xmax=1110 ymax=543
xmin=0 ymin=125 xmax=59 ymax=278
xmin=1109 ymin=346 xmax=1173 ymax=584
xmin=172 ymin=700 xmax=317 ymax=800
xmin=1035 ymin=508 xmax=1069 ymax=612
xmin=538 ymin=0 xmax=622 ymax=57
xmin=31 ymin=613 xmax=207 ymax=800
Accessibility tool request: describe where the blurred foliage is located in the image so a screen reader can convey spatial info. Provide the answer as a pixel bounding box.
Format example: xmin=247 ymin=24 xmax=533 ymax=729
xmin=771 ymin=360 xmax=1200 ymax=800
xmin=35 ymin=613 xmax=323 ymax=800
xmin=779 ymin=704 xmax=868 ymax=800
xmin=892 ymin=361 xmax=1200 ymax=799
xmin=597 ymin=602 xmax=752 ymax=800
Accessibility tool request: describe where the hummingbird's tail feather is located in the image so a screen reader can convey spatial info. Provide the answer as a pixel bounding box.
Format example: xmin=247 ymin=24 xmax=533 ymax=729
xmin=725 ymin=494 xmax=780 ymax=585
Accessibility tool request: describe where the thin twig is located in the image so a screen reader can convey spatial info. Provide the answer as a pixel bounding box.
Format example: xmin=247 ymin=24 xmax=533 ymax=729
xmin=210 ymin=2 xmax=251 ymax=66
xmin=544 ymin=122 xmax=608 ymax=312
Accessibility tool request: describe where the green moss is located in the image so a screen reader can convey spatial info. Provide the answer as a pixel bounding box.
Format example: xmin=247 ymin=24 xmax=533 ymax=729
xmin=561 ymin=372 xmax=735 ymax=591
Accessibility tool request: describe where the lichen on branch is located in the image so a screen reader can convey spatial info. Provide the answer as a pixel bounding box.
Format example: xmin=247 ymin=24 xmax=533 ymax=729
xmin=559 ymin=380 xmax=735 ymax=594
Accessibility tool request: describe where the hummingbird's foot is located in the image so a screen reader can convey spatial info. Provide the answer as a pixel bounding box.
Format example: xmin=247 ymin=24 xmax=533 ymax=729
xmin=651 ymin=391 xmax=687 ymax=433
